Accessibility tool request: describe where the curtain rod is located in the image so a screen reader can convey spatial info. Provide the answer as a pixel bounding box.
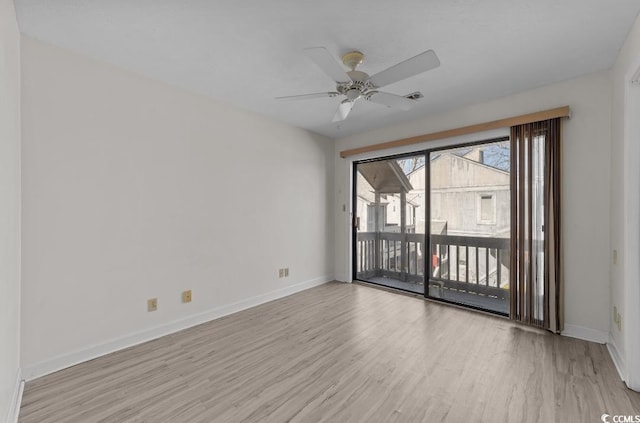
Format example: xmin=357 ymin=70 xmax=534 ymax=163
xmin=339 ymin=106 xmax=571 ymax=158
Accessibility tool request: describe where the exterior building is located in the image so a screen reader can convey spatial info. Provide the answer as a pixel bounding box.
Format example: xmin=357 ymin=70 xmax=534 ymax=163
xmin=355 ymin=145 xmax=511 ymax=292
xmin=355 ymin=162 xmax=419 ymax=233
xmin=357 ymin=146 xmax=510 ymax=238
xmin=421 ymin=147 xmax=510 ymax=239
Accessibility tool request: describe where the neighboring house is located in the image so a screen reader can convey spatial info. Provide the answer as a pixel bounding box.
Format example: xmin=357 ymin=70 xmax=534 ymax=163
xmin=421 ymin=147 xmax=511 ymax=239
xmin=427 ymin=147 xmax=511 ymax=287
xmin=356 ymin=146 xmax=511 ymax=287
xmin=357 ymin=146 xmax=511 ymax=239
xmin=356 ymin=162 xmax=419 ymax=233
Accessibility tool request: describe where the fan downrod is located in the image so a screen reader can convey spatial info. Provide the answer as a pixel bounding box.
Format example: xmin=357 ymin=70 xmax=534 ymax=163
xmin=342 ymin=51 xmax=364 ymax=71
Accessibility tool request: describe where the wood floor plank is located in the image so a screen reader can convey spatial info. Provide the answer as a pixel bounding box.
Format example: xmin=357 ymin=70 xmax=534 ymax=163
xmin=19 ymin=282 xmax=640 ymax=422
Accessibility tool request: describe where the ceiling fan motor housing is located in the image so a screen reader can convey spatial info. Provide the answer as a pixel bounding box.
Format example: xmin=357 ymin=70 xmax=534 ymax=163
xmin=338 ymin=70 xmax=373 ymax=101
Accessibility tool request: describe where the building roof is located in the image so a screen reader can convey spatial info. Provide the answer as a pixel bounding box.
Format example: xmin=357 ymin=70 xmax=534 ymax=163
xmin=358 ymin=160 xmax=413 ymax=194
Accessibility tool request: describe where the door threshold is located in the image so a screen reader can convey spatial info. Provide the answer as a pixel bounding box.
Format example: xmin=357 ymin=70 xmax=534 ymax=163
xmin=354 ymin=279 xmax=509 ymax=320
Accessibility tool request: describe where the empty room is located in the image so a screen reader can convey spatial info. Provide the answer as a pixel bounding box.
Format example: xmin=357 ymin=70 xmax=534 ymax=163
xmin=2 ymin=0 xmax=640 ymax=422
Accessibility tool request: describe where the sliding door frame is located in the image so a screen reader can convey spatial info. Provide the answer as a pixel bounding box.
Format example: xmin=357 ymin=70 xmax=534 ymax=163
xmin=352 ymin=150 xmax=428 ymax=294
xmin=351 ymin=135 xmax=511 ymax=318
xmin=424 ymin=136 xmax=510 ymax=317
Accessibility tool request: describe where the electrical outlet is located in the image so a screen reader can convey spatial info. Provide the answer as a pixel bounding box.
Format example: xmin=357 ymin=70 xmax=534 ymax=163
xmin=148 ymin=298 xmax=158 ymax=312
xmin=278 ymin=268 xmax=290 ymax=278
xmin=613 ymin=306 xmax=622 ymax=331
xmin=617 ymin=310 xmax=622 ymax=331
xmin=182 ymin=290 xmax=192 ymax=303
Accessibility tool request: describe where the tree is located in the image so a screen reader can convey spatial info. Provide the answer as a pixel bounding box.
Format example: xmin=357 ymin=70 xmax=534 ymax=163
xmin=482 ymin=144 xmax=510 ymax=171
xmin=397 ymin=156 xmax=425 ymax=174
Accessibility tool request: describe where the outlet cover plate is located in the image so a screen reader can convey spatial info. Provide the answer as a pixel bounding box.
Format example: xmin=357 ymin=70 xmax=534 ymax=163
xmin=148 ymin=298 xmax=158 ymax=312
xmin=182 ymin=290 xmax=192 ymax=303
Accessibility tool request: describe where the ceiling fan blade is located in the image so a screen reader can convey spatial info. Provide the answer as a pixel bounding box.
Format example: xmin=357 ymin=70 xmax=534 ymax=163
xmin=304 ymin=47 xmax=351 ymax=84
xmin=369 ymin=50 xmax=440 ymax=88
xmin=276 ymin=92 xmax=339 ymax=101
xmin=366 ymin=91 xmax=416 ymax=111
xmin=332 ymin=100 xmax=354 ymax=122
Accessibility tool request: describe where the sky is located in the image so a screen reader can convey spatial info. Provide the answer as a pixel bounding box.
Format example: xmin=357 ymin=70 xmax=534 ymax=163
xmin=397 ymin=142 xmax=510 ymax=174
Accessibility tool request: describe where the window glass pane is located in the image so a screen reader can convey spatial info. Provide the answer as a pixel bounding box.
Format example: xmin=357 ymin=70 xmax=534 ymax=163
xmin=354 ymin=154 xmax=426 ymax=295
xmin=429 ymin=140 xmax=510 ymax=314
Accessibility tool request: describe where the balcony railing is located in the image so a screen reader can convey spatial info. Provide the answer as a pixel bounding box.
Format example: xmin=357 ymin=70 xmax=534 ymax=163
xmin=356 ymin=232 xmax=510 ymax=300
xmin=356 ymin=232 xmax=425 ymax=283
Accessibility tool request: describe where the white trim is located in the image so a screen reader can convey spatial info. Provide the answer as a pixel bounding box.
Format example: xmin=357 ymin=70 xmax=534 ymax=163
xmin=622 ymin=57 xmax=640 ymax=392
xmin=607 ymin=335 xmax=626 ymax=383
xmin=632 ymin=67 xmax=640 ymax=85
xmin=5 ymin=369 xmax=23 ymax=423
xmin=561 ymin=324 xmax=608 ymax=344
xmin=23 ymin=276 xmax=332 ymax=381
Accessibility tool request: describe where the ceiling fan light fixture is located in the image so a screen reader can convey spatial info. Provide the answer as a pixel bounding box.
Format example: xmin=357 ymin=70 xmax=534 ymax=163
xmin=346 ymin=88 xmax=362 ymax=101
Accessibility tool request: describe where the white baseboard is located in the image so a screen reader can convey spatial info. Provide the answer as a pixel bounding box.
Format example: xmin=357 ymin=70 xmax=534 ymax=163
xmin=561 ymin=324 xmax=608 ymax=344
xmin=607 ymin=334 xmax=626 ymax=383
xmin=23 ymin=276 xmax=332 ymax=381
xmin=5 ymin=369 xmax=24 ymax=423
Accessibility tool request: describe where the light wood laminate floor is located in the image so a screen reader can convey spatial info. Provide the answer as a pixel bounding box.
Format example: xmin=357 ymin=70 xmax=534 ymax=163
xmin=20 ymin=282 xmax=640 ymax=422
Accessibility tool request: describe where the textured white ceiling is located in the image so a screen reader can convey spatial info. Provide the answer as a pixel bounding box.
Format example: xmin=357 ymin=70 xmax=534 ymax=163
xmin=14 ymin=0 xmax=640 ymax=138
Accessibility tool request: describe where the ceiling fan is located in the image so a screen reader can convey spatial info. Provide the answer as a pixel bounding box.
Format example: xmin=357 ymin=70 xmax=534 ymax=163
xmin=276 ymin=47 xmax=440 ymax=122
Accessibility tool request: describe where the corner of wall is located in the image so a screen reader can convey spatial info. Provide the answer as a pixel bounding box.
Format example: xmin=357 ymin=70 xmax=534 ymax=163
xmin=1 ymin=0 xmax=22 ymax=420
xmin=561 ymin=324 xmax=608 ymax=344
xmin=4 ymin=370 xmax=24 ymax=423
xmin=607 ymin=333 xmax=626 ymax=383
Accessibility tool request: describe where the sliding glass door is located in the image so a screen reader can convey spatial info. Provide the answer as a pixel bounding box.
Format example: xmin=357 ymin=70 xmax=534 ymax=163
xmin=351 ymin=125 xmax=569 ymax=323
xmin=427 ymin=139 xmax=511 ymax=314
xmin=353 ymin=138 xmax=511 ymax=315
xmin=353 ymin=154 xmax=426 ymax=294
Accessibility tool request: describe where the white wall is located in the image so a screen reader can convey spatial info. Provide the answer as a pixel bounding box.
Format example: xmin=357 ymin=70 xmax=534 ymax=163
xmin=609 ymin=13 xmax=640 ymax=390
xmin=20 ymin=36 xmax=334 ymax=379
xmin=0 ymin=0 xmax=21 ymax=420
xmin=335 ymin=71 xmax=612 ymax=340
